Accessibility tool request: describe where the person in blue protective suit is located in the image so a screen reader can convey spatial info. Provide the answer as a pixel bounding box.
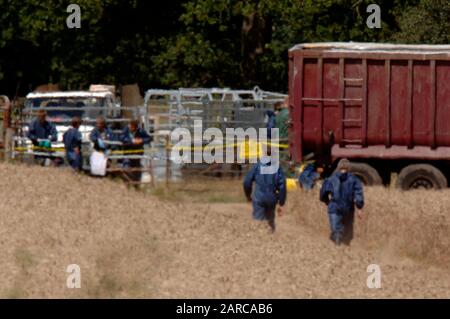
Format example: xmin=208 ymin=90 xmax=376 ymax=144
xmin=27 ymin=109 xmax=58 ymax=165
xmin=63 ymin=117 xmax=83 ymax=171
xmin=299 ymin=163 xmax=320 ymax=190
xmin=320 ymin=158 xmax=364 ymax=246
xmin=243 ymin=158 xmax=287 ymax=233
xmin=27 ymin=109 xmax=58 ymax=144
xmin=120 ymin=119 xmax=152 ymax=182
xmin=90 ymin=116 xmax=115 ymax=152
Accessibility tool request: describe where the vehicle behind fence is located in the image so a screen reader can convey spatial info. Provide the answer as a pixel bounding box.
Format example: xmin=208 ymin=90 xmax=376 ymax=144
xmin=3 ymin=87 xmax=289 ymax=186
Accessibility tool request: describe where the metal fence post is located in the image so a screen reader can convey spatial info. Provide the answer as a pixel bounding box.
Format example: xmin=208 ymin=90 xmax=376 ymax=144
xmin=165 ymin=135 xmax=170 ymax=188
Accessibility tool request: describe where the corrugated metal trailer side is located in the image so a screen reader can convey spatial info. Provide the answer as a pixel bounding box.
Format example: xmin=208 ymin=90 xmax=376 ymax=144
xmin=288 ymin=43 xmax=450 ymax=189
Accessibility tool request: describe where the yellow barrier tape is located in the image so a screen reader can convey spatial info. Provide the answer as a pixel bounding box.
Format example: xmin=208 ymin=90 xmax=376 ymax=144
xmin=14 ymin=146 xmax=65 ymax=152
xmin=14 ymin=141 xmax=289 ymax=156
xmin=169 ymin=141 xmax=289 ymax=151
xmin=15 ymin=147 xmax=147 ymax=155
xmin=109 ymin=149 xmax=145 ymax=155
xmin=260 ymin=141 xmax=289 ymax=149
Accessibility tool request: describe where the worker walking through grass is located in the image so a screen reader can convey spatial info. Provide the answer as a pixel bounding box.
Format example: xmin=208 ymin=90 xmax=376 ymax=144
xmin=243 ymin=156 xmax=287 ymax=233
xmin=320 ymin=158 xmax=364 ymax=246
xmin=63 ymin=116 xmax=83 ymax=171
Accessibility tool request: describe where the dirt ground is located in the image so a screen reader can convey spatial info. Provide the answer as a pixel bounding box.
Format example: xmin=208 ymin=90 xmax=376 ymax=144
xmin=0 ymin=162 xmax=449 ymax=298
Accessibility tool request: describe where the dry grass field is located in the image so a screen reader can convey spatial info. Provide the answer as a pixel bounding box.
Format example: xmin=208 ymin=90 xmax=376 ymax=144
xmin=0 ymin=162 xmax=449 ymax=298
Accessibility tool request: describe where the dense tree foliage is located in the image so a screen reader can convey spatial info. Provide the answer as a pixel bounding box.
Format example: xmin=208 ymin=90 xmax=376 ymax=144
xmin=394 ymin=0 xmax=450 ymax=44
xmin=0 ymin=0 xmax=448 ymax=97
xmin=0 ymin=0 xmax=185 ymax=95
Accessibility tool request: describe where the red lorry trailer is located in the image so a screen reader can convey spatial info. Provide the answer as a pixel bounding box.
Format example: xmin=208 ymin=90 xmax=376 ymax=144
xmin=288 ymin=42 xmax=450 ymax=189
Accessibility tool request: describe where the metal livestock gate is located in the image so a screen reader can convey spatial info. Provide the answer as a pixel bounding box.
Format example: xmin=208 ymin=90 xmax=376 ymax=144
xmin=142 ymin=87 xmax=287 ymax=179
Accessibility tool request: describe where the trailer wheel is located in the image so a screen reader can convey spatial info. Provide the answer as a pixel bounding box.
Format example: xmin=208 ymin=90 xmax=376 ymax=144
xmin=349 ymin=162 xmax=382 ymax=186
xmin=396 ymin=164 xmax=447 ymax=190
xmin=334 ymin=162 xmax=382 ymax=186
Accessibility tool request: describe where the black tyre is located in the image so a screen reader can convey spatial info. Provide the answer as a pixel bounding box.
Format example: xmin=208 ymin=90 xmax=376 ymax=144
xmin=396 ymin=164 xmax=447 ymax=190
xmin=335 ymin=162 xmax=382 ymax=186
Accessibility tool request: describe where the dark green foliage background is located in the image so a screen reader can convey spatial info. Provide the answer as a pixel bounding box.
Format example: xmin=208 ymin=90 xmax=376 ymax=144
xmin=0 ymin=0 xmax=448 ymax=96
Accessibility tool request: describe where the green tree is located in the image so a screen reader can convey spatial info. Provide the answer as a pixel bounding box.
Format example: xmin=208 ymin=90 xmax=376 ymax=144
xmin=0 ymin=0 xmax=184 ymax=96
xmin=153 ymin=0 xmax=410 ymax=92
xmin=394 ymin=0 xmax=450 ymax=44
xmin=0 ymin=1 xmax=441 ymax=97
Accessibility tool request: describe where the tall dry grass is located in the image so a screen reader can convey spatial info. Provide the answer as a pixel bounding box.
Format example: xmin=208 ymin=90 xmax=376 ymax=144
xmin=289 ymin=186 xmax=450 ymax=267
xmin=1 ymin=162 xmax=450 ymax=297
